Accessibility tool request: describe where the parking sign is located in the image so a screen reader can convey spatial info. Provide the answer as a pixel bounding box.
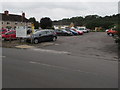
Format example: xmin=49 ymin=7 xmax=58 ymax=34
xmin=16 ymin=26 xmax=27 ymax=37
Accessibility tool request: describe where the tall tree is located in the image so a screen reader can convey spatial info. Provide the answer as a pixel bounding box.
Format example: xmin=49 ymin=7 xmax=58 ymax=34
xmin=53 ymin=14 xmax=120 ymax=30
xmin=40 ymin=17 xmax=53 ymax=29
xmin=29 ymin=17 xmax=39 ymax=29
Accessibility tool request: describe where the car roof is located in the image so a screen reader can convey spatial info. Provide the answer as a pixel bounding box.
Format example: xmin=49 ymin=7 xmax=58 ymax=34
xmin=38 ymin=29 xmax=54 ymax=31
xmin=34 ymin=29 xmax=54 ymax=34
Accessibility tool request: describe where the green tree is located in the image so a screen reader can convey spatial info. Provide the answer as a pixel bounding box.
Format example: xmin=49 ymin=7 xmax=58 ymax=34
xmin=29 ymin=17 xmax=39 ymax=29
xmin=40 ymin=17 xmax=53 ymax=29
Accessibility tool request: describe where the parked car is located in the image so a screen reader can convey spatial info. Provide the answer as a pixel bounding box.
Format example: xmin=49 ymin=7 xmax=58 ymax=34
xmin=113 ymin=35 xmax=120 ymax=43
xmin=77 ymin=27 xmax=89 ymax=33
xmin=2 ymin=30 xmax=16 ymax=40
xmin=69 ymin=29 xmax=78 ymax=35
xmin=71 ymin=28 xmax=83 ymax=35
xmin=34 ymin=29 xmax=40 ymax=32
xmin=107 ymin=29 xmax=118 ymax=36
xmin=26 ymin=30 xmax=57 ymax=44
xmin=105 ymin=29 xmax=109 ymax=32
xmin=55 ymin=29 xmax=73 ymax=36
xmin=0 ymin=28 xmax=7 ymax=34
xmin=27 ymin=29 xmax=32 ymax=35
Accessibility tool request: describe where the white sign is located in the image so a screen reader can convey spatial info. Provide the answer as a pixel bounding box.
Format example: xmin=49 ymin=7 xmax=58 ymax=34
xmin=16 ymin=26 xmax=27 ymax=37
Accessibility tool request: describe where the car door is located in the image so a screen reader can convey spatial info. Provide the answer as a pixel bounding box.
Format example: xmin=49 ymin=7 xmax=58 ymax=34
xmin=46 ymin=31 xmax=53 ymax=41
xmin=42 ymin=31 xmax=52 ymax=41
xmin=38 ymin=31 xmax=47 ymax=42
xmin=11 ymin=31 xmax=16 ymax=39
xmin=5 ymin=32 xmax=11 ymax=39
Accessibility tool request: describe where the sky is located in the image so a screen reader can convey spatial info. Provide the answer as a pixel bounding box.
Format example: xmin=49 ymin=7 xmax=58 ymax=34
xmin=0 ymin=0 xmax=119 ymax=21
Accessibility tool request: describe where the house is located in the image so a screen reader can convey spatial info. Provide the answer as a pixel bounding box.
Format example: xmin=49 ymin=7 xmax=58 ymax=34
xmin=0 ymin=10 xmax=32 ymax=29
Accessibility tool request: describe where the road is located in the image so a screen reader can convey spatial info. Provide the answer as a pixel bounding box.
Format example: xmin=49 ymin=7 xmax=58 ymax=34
xmin=2 ymin=32 xmax=118 ymax=88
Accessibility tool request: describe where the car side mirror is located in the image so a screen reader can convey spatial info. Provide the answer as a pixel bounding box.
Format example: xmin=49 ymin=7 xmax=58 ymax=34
xmin=39 ymin=34 xmax=41 ymax=36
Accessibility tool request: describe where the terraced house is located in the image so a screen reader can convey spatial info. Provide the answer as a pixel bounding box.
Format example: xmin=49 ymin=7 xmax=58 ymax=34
xmin=0 ymin=10 xmax=32 ymax=29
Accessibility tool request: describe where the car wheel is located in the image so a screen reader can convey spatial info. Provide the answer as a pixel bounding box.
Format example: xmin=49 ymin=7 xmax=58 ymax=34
xmin=52 ymin=37 xmax=57 ymax=41
xmin=115 ymin=39 xmax=118 ymax=43
xmin=34 ymin=38 xmax=39 ymax=44
xmin=107 ymin=33 xmax=110 ymax=35
xmin=109 ymin=33 xmax=113 ymax=36
xmin=2 ymin=38 xmax=6 ymax=41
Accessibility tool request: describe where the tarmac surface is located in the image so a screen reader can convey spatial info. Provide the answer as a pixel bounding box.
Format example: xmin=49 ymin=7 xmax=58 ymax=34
xmin=2 ymin=32 xmax=118 ymax=88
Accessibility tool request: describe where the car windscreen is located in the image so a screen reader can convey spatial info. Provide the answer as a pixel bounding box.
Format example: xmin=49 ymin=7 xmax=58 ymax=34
xmin=5 ymin=32 xmax=13 ymax=35
xmin=0 ymin=30 xmax=5 ymax=32
xmin=34 ymin=31 xmax=42 ymax=34
xmin=62 ymin=30 xmax=67 ymax=32
xmin=78 ymin=28 xmax=85 ymax=30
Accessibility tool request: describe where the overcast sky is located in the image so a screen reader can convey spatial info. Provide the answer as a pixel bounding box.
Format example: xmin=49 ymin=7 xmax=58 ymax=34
xmin=0 ymin=0 xmax=119 ymax=21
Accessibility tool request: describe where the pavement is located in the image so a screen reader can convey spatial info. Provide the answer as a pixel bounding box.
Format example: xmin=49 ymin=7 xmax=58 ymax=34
xmin=15 ymin=45 xmax=35 ymax=49
xmin=2 ymin=32 xmax=118 ymax=88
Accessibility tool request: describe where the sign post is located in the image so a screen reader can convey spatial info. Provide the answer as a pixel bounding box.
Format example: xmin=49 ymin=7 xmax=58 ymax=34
xmin=16 ymin=26 xmax=27 ymax=37
xmin=16 ymin=26 xmax=27 ymax=43
xmin=31 ymin=23 xmax=35 ymax=34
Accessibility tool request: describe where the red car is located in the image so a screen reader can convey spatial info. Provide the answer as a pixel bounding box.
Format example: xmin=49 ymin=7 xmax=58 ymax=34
xmin=107 ymin=29 xmax=118 ymax=36
xmin=2 ymin=30 xmax=16 ymax=40
xmin=0 ymin=28 xmax=7 ymax=34
xmin=71 ymin=28 xmax=83 ymax=35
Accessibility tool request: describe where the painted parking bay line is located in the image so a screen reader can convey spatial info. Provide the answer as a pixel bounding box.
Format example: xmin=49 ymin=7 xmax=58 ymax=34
xmin=0 ymin=56 xmax=6 ymax=58
xmin=31 ymin=48 xmax=71 ymax=54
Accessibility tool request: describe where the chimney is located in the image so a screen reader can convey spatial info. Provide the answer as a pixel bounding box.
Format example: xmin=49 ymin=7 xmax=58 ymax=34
xmin=4 ymin=10 xmax=9 ymax=15
xmin=22 ymin=12 xmax=25 ymax=17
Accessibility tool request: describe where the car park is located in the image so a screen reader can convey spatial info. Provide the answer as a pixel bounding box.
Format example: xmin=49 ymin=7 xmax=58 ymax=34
xmin=26 ymin=30 xmax=57 ymax=44
xmin=2 ymin=30 xmax=16 ymax=40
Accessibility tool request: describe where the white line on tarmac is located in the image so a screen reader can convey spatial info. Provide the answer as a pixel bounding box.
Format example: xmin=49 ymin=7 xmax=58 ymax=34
xmin=0 ymin=56 xmax=6 ymax=58
xmin=32 ymin=48 xmax=70 ymax=54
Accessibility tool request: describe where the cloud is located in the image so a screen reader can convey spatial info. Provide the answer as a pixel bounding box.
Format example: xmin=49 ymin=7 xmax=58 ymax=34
xmin=1 ymin=0 xmax=119 ymax=2
xmin=1 ymin=2 xmax=118 ymax=21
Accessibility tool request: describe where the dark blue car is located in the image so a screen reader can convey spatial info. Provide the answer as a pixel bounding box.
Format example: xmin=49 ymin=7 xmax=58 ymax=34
xmin=69 ymin=29 xmax=78 ymax=35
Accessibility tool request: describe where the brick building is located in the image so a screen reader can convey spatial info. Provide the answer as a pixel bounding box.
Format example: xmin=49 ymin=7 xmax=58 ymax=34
xmin=0 ymin=10 xmax=32 ymax=29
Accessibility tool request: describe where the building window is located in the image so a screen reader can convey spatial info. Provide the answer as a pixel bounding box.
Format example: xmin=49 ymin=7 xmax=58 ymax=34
xmin=15 ymin=22 xmax=18 ymax=25
xmin=7 ymin=22 xmax=10 ymax=24
xmin=6 ymin=26 xmax=12 ymax=29
xmin=14 ymin=26 xmax=16 ymax=30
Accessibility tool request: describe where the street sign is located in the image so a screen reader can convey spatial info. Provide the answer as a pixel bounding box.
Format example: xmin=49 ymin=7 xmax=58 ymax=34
xmin=31 ymin=23 xmax=35 ymax=33
xmin=16 ymin=26 xmax=27 ymax=37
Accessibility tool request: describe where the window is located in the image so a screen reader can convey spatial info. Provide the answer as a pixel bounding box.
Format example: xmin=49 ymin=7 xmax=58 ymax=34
xmin=2 ymin=22 xmax=3 ymax=24
xmin=14 ymin=26 xmax=16 ymax=29
xmin=15 ymin=22 xmax=17 ymax=25
xmin=7 ymin=22 xmax=10 ymax=24
xmin=46 ymin=31 xmax=51 ymax=34
xmin=6 ymin=26 xmax=12 ymax=29
xmin=41 ymin=31 xmax=47 ymax=35
xmin=6 ymin=31 xmax=15 ymax=35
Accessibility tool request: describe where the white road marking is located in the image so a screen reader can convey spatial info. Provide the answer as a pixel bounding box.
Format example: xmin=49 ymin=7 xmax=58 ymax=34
xmin=29 ymin=61 xmax=98 ymax=75
xmin=0 ymin=56 xmax=6 ymax=58
xmin=32 ymin=48 xmax=70 ymax=54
